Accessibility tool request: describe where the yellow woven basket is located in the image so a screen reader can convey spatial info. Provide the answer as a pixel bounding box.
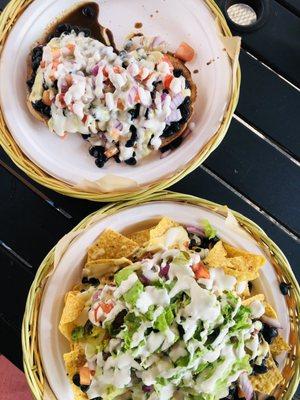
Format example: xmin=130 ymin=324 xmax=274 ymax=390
xmin=0 ymin=0 xmax=240 ymax=202
xmin=22 ymin=191 xmax=300 ymax=400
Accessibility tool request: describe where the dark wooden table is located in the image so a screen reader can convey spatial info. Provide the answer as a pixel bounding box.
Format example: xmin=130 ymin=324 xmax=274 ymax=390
xmin=0 ymin=0 xmax=299 ymax=394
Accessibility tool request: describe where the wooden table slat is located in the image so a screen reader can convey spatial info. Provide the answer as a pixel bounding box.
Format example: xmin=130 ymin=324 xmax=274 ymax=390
xmin=215 ymin=0 xmax=300 ymax=86
xmin=238 ymin=50 xmax=300 ymax=158
xmin=0 ymin=164 xmax=75 ymax=268
xmin=276 ymin=0 xmax=300 ymax=16
xmin=204 ymin=119 xmax=300 ymax=236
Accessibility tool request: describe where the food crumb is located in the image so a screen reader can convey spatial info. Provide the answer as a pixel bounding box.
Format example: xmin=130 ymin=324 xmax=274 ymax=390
xmin=193 ymin=69 xmax=199 ymax=74
xmin=156 ymin=9 xmax=159 ymax=13
xmin=206 ymin=59 xmax=215 ymax=66
xmin=150 ymin=14 xmax=153 ymax=18
xmin=135 ymin=22 xmax=143 ymax=29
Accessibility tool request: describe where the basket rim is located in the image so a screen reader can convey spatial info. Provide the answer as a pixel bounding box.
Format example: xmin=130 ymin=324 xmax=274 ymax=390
xmin=0 ymin=0 xmax=241 ymax=202
xmin=22 ymin=190 xmax=300 ymax=400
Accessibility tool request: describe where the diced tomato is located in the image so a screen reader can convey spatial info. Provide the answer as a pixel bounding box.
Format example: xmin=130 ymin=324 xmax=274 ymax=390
xmin=162 ymin=54 xmax=174 ymax=71
xmin=163 ymin=74 xmax=173 ymax=90
xmin=192 ymin=262 xmax=210 ymax=280
xmin=113 ymin=65 xmax=123 ymax=74
xmin=99 ymin=301 xmax=114 ymax=314
xmin=103 ymin=66 xmax=109 ymax=78
xmin=79 ymin=367 xmax=91 ymax=386
xmin=117 ymin=98 xmax=125 ymax=110
xmin=58 ymin=93 xmax=66 ymax=108
xmin=134 ymin=92 xmax=140 ymax=103
xmin=65 ymin=74 xmax=73 ymax=86
xmin=175 ymin=42 xmax=195 ymax=62
xmin=82 ymin=115 xmax=88 ymax=124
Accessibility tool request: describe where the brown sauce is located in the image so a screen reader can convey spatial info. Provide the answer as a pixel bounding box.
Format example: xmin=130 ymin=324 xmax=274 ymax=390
xmin=46 ymin=2 xmax=116 ymax=49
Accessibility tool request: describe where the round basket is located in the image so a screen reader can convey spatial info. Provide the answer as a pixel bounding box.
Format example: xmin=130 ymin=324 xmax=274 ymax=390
xmin=22 ymin=191 xmax=299 ymax=399
xmin=0 ymin=0 xmax=240 ymax=202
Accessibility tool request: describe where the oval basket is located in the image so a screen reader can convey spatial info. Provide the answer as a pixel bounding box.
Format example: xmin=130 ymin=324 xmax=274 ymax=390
xmin=22 ymin=191 xmax=299 ymax=399
xmin=0 ymin=0 xmax=240 ymax=202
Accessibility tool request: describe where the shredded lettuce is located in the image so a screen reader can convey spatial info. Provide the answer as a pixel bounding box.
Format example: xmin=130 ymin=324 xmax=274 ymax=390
xmin=115 ymin=267 xmax=135 ymax=286
xmin=123 ymin=280 xmax=143 ymax=305
xmin=203 ymin=220 xmax=217 ymax=240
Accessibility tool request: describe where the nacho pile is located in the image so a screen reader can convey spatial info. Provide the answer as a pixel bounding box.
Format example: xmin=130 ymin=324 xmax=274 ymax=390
xmin=59 ymin=217 xmax=290 ymax=400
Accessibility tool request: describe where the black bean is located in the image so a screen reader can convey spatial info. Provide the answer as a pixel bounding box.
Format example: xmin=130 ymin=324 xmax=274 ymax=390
xmin=179 ymin=97 xmax=191 ymax=122
xmin=72 ymin=374 xmax=80 ymax=387
xmin=185 ymin=79 xmax=191 ymax=89
xmin=32 ymin=46 xmax=43 ymax=62
xmin=81 ymin=134 xmax=91 ymax=140
xmin=42 ymin=81 xmax=48 ymax=90
xmin=248 ymin=281 xmax=253 ymax=292
xmin=81 ymin=277 xmax=89 ymax=284
xmin=265 ymin=397 xmax=275 ymax=400
xmin=47 ymin=34 xmax=55 ymax=42
xmin=110 ymin=309 xmax=127 ymax=335
xmin=261 ymin=323 xmax=278 ymax=344
xmin=122 ymin=62 xmax=128 ymax=68
xmin=279 ymin=282 xmax=291 ymax=295
xmin=89 ymin=146 xmax=105 ymax=158
xmin=80 ymin=385 xmax=90 ymax=393
xmin=161 ymin=121 xmax=181 ymax=138
xmin=84 ymin=320 xmax=94 ymax=336
xmin=72 ymin=25 xmax=80 ymax=34
xmin=145 ymin=108 xmax=150 ymax=119
xmin=126 ymin=125 xmax=138 ymax=147
xmin=128 ymin=103 xmax=140 ymax=120
xmin=173 ymin=69 xmax=182 ymax=77
xmin=26 ymin=75 xmax=35 ymax=90
xmin=81 ymin=28 xmax=91 ymax=37
xmin=82 ymin=6 xmax=95 ymax=18
xmin=125 ymin=157 xmax=137 ymax=165
xmin=56 ymin=23 xmax=72 ymax=35
xmin=177 ymin=324 xmax=185 ymax=338
xmin=253 ymin=364 xmax=268 ymax=374
xmin=89 ymin=277 xmax=100 ymax=286
xmin=32 ymin=100 xmax=51 ymax=118
xmin=114 ymin=154 xmax=121 ymax=163
xmin=162 ymin=88 xmax=169 ymax=94
xmin=92 ymin=398 xmax=102 ymax=400
xmin=102 ymin=352 xmax=110 ymax=361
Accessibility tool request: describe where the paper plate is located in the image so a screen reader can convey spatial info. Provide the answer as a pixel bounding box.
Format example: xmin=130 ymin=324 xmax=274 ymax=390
xmin=38 ymin=200 xmax=292 ymax=400
xmin=0 ymin=0 xmax=233 ymax=189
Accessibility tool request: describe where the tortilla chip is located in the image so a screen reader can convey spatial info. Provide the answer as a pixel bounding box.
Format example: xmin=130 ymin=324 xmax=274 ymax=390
xmin=241 ymin=285 xmax=250 ymax=299
xmin=84 ymin=257 xmax=132 ymax=278
xmin=64 ymin=348 xmax=88 ymax=400
xmin=242 ymin=294 xmax=265 ymax=306
xmin=250 ymin=356 xmax=283 ymax=394
xmin=59 ymin=291 xmax=86 ymax=340
xmin=204 ymin=241 xmax=265 ymax=281
xmin=149 ymin=217 xmax=179 ymax=239
xmin=263 ymin=301 xmax=278 ymax=319
xmin=270 ymin=335 xmax=291 ymax=356
xmin=87 ymin=229 xmax=138 ymax=261
xmin=127 ymin=228 xmax=151 ymax=246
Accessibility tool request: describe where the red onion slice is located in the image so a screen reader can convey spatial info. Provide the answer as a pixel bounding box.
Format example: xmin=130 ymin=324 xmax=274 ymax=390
xmin=91 ymin=64 xmax=99 ymax=76
xmin=170 ymin=94 xmax=184 ymax=110
xmin=186 ymin=226 xmax=205 ymax=237
xmin=166 ymin=109 xmax=182 ymax=124
xmin=159 ymin=264 xmax=170 ymax=278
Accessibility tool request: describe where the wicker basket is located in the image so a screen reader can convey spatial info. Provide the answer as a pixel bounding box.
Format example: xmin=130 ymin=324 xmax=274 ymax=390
xmin=22 ymin=191 xmax=300 ymax=399
xmin=0 ymin=0 xmax=240 ymax=202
